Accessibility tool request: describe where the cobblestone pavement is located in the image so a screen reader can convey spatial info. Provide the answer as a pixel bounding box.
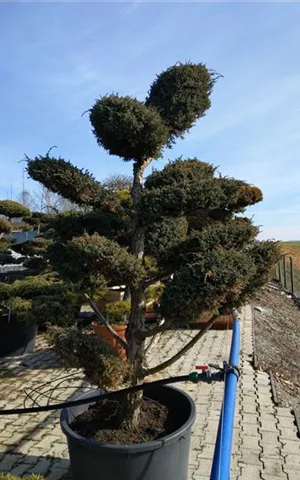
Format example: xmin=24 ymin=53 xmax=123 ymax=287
xmin=0 ymin=306 xmax=299 ymax=479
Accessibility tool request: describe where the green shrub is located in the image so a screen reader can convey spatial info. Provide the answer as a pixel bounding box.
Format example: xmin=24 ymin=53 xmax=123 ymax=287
xmin=89 ymin=95 xmax=169 ymax=162
xmin=7 ymin=293 xmax=77 ymax=327
xmin=145 ymin=283 xmax=164 ymax=304
xmin=0 ymin=200 xmax=31 ymax=218
xmin=104 ymin=300 xmax=131 ymax=324
xmin=48 ymin=326 xmax=128 ymax=389
xmin=0 ymin=282 xmax=12 ymax=300
xmin=0 ymin=238 xmax=12 ymax=250
xmin=9 ymin=275 xmax=64 ymax=299
xmin=0 ymin=217 xmax=12 ymax=234
xmin=7 ymin=297 xmax=33 ymax=323
xmin=26 ymin=155 xmax=106 ymax=206
xmin=11 ymin=237 xmax=52 ymax=256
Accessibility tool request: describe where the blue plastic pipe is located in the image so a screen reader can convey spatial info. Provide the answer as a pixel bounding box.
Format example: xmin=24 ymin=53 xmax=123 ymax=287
xmin=210 ymin=313 xmax=240 ymax=480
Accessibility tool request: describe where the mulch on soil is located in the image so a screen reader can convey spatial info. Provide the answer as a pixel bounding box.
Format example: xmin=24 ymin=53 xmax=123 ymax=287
xmin=71 ymin=396 xmax=168 ymax=445
xmin=253 ymin=284 xmax=300 ymax=411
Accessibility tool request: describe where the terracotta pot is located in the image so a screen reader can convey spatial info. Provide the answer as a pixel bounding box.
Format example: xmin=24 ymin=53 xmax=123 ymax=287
xmin=92 ymin=322 xmax=127 ymax=360
xmin=189 ymin=313 xmax=234 ymax=330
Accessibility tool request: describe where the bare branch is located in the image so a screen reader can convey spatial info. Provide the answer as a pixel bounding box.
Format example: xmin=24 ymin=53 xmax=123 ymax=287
xmin=144 ymin=314 xmax=219 ymax=376
xmin=81 ymin=109 xmax=91 ymax=118
xmin=84 ymin=294 xmax=128 ymax=351
xmin=46 ymin=145 xmax=57 ymax=156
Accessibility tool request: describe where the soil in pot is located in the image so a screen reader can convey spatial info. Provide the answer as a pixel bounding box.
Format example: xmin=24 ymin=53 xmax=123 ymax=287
xmin=70 ymin=396 xmax=171 ymax=445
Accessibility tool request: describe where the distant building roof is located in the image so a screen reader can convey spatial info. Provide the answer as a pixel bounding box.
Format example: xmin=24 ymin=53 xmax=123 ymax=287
xmin=6 ymin=230 xmax=38 ymax=244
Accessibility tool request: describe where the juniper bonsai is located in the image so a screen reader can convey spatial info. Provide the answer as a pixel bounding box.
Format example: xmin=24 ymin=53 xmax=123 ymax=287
xmin=0 ymin=200 xmax=31 ymax=218
xmin=0 ymin=203 xmax=79 ymax=328
xmin=25 ymin=62 xmax=280 ymax=427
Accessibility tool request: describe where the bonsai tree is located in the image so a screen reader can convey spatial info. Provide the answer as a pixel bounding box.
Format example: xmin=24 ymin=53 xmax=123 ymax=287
xmin=0 ymin=274 xmax=78 ymax=328
xmin=25 ymin=62 xmax=280 ymax=427
xmin=0 ymin=199 xmax=30 ymax=245
xmin=0 ymin=203 xmax=79 ymax=329
xmin=0 ymin=200 xmax=31 ymax=219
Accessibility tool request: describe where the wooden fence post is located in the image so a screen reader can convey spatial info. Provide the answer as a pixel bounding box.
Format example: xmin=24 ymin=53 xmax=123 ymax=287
xmin=283 ymin=255 xmax=287 ymax=289
xmin=290 ymin=256 xmax=294 ymax=294
xmin=278 ymin=261 xmax=282 ymax=284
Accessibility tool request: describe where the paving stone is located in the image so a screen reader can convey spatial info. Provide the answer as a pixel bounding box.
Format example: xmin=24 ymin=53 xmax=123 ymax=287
xmin=241 ymin=413 xmax=259 ymax=424
xmin=279 ymin=428 xmax=299 ymax=440
xmin=256 ymin=387 xmax=272 ymax=397
xmin=190 ymin=435 xmax=204 ymax=450
xmin=261 ymin=476 xmax=287 ymax=480
xmin=261 ymin=457 xmax=286 ymax=477
xmin=0 ymin=454 xmax=23 ymax=471
xmin=277 ymin=415 xmax=298 ymax=430
xmin=192 ymin=458 xmax=212 ymax=476
xmin=259 ymin=431 xmax=280 ymax=445
xmin=17 ymin=440 xmax=42 ymax=455
xmin=198 ymin=444 xmax=215 ymax=459
xmin=276 ymin=407 xmax=293 ymax=418
xmin=283 ymin=453 xmax=300 ymax=469
xmin=239 ymin=450 xmax=261 ymax=466
xmin=242 ymin=404 xmax=258 ymax=414
xmin=241 ymin=434 xmax=261 ymax=451
xmin=285 ymin=470 xmax=300 ymax=480
xmin=10 ymin=463 xmax=31 ymax=476
xmin=281 ymin=439 xmax=300 ymax=454
xmin=242 ymin=396 xmax=257 ymax=406
xmin=261 ymin=444 xmax=281 ymax=458
xmin=259 ymin=421 xmax=278 ymax=432
xmin=27 ymin=458 xmax=52 ymax=475
xmin=239 ymin=464 xmax=262 ymax=479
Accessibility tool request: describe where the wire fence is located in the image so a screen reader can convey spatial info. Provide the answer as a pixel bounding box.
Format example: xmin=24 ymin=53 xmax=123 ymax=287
xmin=273 ymin=255 xmax=300 ymax=297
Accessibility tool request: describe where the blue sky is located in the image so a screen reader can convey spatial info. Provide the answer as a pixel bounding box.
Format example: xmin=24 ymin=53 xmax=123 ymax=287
xmin=1 ymin=1 xmax=300 ymax=240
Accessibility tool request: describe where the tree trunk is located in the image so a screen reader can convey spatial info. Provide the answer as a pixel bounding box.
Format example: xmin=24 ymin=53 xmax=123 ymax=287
xmin=124 ymin=161 xmax=147 ymax=427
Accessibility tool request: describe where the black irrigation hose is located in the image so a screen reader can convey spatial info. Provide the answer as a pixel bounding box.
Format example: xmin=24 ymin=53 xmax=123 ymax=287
xmin=23 ymin=372 xmax=83 ymax=408
xmin=0 ymin=374 xmax=192 ymax=416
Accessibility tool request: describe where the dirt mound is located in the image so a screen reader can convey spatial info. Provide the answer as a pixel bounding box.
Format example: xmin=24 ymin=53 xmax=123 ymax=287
xmin=253 ymin=284 xmax=300 ymax=410
xmin=281 ymin=242 xmax=300 ymax=270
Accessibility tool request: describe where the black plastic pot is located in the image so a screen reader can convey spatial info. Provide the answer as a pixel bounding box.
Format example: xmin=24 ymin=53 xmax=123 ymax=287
xmin=0 ymin=316 xmax=37 ymax=357
xmin=61 ymin=385 xmax=196 ymax=480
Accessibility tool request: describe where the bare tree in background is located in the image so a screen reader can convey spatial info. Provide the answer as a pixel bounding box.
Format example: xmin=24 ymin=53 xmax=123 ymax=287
xmin=36 ymin=185 xmax=80 ymax=213
xmin=103 ymin=173 xmax=133 ymax=191
xmin=17 ymin=189 xmax=37 ymax=211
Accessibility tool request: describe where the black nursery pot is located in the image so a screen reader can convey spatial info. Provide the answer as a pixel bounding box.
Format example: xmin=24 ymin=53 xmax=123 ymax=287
xmin=0 ymin=315 xmax=37 ymax=357
xmin=61 ymin=385 xmax=196 ymax=480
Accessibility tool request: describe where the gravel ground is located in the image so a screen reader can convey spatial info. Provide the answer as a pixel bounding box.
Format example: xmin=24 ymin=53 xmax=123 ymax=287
xmin=253 ymin=282 xmax=300 ymax=412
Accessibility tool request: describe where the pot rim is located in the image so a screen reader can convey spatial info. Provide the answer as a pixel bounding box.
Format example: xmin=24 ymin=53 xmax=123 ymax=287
xmin=60 ymin=385 xmax=196 ymax=454
xmin=92 ymin=321 xmax=127 ymax=329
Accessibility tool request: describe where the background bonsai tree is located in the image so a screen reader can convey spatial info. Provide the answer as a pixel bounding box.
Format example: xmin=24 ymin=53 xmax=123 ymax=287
xmin=25 ymin=62 xmax=280 ymax=427
xmin=0 ymin=202 xmax=78 ymax=329
xmin=0 ymin=200 xmax=31 ymax=220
